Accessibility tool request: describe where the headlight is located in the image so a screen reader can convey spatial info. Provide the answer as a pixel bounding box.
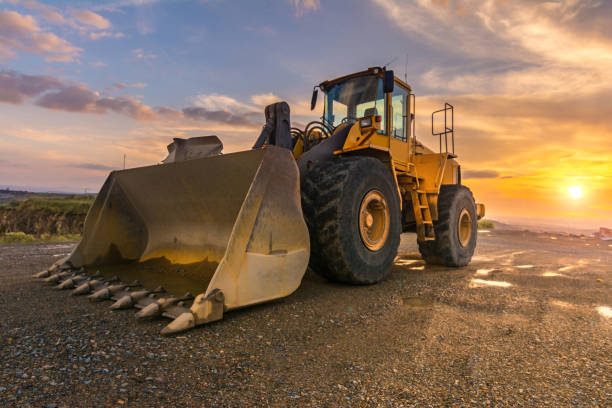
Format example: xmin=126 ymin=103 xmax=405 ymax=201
xmin=360 ymin=117 xmax=372 ymax=128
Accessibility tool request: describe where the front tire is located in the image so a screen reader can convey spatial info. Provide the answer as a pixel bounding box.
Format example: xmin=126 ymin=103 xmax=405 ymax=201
xmin=301 ymin=157 xmax=401 ymax=284
xmin=418 ymin=185 xmax=477 ymax=267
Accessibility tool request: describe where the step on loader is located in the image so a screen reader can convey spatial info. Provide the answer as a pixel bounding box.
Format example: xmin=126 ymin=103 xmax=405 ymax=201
xmin=35 ymin=67 xmax=485 ymax=334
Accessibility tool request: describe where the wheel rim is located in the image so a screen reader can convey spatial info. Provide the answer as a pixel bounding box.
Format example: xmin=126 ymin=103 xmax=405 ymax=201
xmin=359 ymin=190 xmax=390 ymax=251
xmin=457 ymin=208 xmax=472 ymax=247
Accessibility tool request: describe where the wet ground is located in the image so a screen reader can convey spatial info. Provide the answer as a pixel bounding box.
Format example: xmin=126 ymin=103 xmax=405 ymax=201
xmin=0 ymin=229 xmax=610 ymax=407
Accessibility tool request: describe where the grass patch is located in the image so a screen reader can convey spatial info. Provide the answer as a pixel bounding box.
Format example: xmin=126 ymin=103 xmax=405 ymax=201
xmin=478 ymin=219 xmax=494 ymax=229
xmin=1 ymin=194 xmax=95 ymax=215
xmin=0 ymin=231 xmax=81 ymax=244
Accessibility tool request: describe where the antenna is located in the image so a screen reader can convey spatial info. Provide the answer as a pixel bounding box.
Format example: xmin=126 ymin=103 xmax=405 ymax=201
xmin=404 ymin=53 xmax=408 ymax=82
xmin=123 ymin=154 xmax=126 ymax=169
xmin=383 ymin=56 xmax=398 ymax=69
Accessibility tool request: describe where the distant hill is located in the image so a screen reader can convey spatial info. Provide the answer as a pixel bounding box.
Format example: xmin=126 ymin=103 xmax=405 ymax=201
xmin=0 ymin=190 xmax=96 ymax=241
xmin=484 ymin=218 xmax=598 ymax=235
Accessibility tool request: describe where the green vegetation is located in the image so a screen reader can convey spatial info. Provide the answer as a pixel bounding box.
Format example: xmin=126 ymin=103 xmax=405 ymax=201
xmin=1 ymin=194 xmax=95 ymax=215
xmin=0 ymin=231 xmax=81 ymax=244
xmin=478 ymin=219 xmax=494 ymax=229
xmin=0 ymin=191 xmax=95 ymax=243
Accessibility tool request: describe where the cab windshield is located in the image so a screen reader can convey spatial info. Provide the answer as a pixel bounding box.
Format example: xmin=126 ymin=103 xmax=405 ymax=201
xmin=323 ymin=75 xmax=385 ymax=130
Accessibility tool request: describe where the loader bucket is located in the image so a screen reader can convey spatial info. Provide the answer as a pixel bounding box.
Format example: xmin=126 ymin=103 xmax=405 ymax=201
xmin=38 ymin=146 xmax=310 ymax=334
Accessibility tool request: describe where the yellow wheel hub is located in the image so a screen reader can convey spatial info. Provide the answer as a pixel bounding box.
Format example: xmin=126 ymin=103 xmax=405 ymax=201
xmin=458 ymin=208 xmax=472 ymax=247
xmin=359 ymin=190 xmax=390 ymax=251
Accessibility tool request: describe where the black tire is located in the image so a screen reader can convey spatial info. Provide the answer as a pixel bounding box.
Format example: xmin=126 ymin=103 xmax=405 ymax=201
xmin=301 ymin=156 xmax=401 ymax=284
xmin=418 ymin=185 xmax=477 ymax=267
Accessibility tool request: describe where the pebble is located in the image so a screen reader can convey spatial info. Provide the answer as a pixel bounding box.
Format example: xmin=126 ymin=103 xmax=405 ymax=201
xmin=1 ymin=236 xmax=610 ymax=407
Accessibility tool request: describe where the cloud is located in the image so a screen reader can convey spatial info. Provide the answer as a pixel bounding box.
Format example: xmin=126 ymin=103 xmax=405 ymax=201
xmin=251 ymin=93 xmax=281 ymax=106
xmin=89 ymin=61 xmax=107 ymax=68
xmin=0 ymin=10 xmax=81 ymax=62
xmin=375 ymin=0 xmax=612 ymax=97
xmin=70 ymin=9 xmax=111 ymax=29
xmin=40 ymin=10 xmax=66 ymax=25
xmin=96 ymin=97 xmax=157 ymax=121
xmin=89 ymin=31 xmax=125 ymax=40
xmin=182 ymin=107 xmax=253 ymax=126
xmin=463 ymin=170 xmax=500 ymax=179
xmin=6 ymin=2 xmax=124 ymax=45
xmin=70 ymin=162 xmax=116 ymax=171
xmin=107 ymin=82 xmax=148 ymax=92
xmin=0 ymin=68 xmax=259 ymax=127
xmin=20 ymin=0 xmax=66 ymax=24
xmin=32 ymin=82 xmax=156 ymax=121
xmin=154 ymin=106 xmax=182 ymax=120
xmin=290 ymin=0 xmax=320 ymax=16
xmin=132 ymin=48 xmax=157 ymax=59
xmin=192 ymin=93 xmax=257 ymax=115
xmin=0 ymin=70 xmax=63 ymax=104
xmin=35 ymin=84 xmax=99 ymax=112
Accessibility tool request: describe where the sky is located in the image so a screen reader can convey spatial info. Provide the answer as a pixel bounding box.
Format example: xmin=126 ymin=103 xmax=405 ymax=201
xmin=0 ymin=0 xmax=611 ymax=229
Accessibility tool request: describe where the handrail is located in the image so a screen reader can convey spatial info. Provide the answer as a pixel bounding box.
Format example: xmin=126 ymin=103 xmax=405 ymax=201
xmin=431 ymin=102 xmax=454 ymax=155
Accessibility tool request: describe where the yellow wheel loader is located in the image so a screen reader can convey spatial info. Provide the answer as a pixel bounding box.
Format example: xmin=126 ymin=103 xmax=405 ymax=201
xmin=35 ymin=67 xmax=484 ymax=335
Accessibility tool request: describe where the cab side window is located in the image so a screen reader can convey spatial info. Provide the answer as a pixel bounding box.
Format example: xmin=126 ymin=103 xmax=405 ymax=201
xmin=391 ymin=87 xmax=408 ymax=141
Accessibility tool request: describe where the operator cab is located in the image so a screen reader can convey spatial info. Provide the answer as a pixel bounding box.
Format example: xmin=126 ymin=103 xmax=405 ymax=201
xmin=312 ymin=67 xmax=412 ymax=143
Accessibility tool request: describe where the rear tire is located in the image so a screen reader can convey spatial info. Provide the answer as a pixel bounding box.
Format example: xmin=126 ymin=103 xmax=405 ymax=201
xmin=418 ymin=185 xmax=477 ymax=267
xmin=301 ymin=157 xmax=401 ymax=284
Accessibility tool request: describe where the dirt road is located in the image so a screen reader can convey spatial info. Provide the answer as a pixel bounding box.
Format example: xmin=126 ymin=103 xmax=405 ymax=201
xmin=1 ymin=230 xmax=610 ymax=407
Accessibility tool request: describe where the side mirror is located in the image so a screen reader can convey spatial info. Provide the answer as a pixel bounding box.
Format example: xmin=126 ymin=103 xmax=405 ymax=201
xmin=310 ymin=88 xmax=318 ymax=111
xmin=383 ymin=70 xmax=394 ymax=93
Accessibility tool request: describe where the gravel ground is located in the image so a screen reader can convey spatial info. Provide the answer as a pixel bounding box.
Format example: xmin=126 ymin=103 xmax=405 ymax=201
xmin=1 ymin=230 xmax=610 ymax=407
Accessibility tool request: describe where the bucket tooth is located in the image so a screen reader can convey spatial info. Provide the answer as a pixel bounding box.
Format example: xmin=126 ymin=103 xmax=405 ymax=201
xmin=110 ymin=289 xmax=150 ymax=310
xmin=161 ymin=312 xmax=196 ymax=336
xmin=44 ymin=272 xmax=71 ymax=285
xmin=33 ymin=270 xmax=51 ymax=279
xmin=161 ymin=289 xmax=225 ymax=335
xmin=111 ymin=294 xmax=137 ymax=310
xmin=55 ymin=275 xmax=86 ymax=290
xmin=135 ymin=293 xmax=188 ymax=320
xmin=72 ymin=280 xmax=97 ymax=296
xmin=34 ymin=263 xmax=60 ymax=278
xmin=88 ymin=287 xmax=112 ymax=301
xmin=43 ymin=273 xmax=60 ymax=284
xmin=88 ymin=284 xmax=126 ymax=302
xmin=135 ymin=301 xmax=165 ymax=320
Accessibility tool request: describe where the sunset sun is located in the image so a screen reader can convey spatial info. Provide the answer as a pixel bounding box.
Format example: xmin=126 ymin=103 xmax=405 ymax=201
xmin=568 ymin=186 xmax=583 ymax=200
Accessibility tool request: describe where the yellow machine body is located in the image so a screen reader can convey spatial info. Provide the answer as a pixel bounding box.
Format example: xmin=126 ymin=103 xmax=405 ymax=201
xmin=36 ymin=67 xmax=483 ymax=335
xmin=293 ymin=67 xmax=484 ymax=242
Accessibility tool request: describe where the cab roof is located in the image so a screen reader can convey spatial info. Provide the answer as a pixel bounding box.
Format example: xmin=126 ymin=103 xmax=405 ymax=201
xmin=318 ymin=66 xmax=412 ymax=93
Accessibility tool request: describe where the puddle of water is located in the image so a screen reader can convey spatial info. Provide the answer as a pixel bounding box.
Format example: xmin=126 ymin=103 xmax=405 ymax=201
xmin=515 ymin=265 xmax=534 ymax=269
xmin=402 ymin=296 xmax=434 ymax=308
xmin=542 ymin=272 xmax=563 ymax=277
xmin=550 ymin=236 xmax=558 ymax=240
xmin=471 ymin=255 xmax=492 ymax=262
xmin=551 ymin=300 xmax=575 ymax=309
xmin=410 ymin=266 xmax=425 ymax=270
xmin=596 ymin=306 xmax=612 ymax=319
xmin=558 ymin=265 xmax=575 ymax=272
xmin=478 ymin=230 xmax=491 ymax=233
xmin=395 ymin=259 xmax=420 ymax=266
xmin=470 ymin=279 xmax=513 ymax=288
xmin=475 ymin=268 xmax=495 ymax=276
